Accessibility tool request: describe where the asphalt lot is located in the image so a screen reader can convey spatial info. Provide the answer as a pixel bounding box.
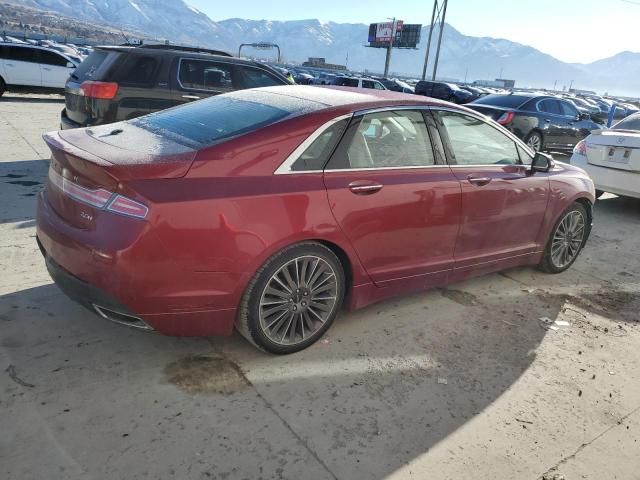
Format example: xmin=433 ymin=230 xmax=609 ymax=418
xmin=1 ymin=93 xmax=640 ymax=480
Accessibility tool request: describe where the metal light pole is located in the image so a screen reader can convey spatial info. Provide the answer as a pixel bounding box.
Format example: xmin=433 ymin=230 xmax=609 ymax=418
xmin=422 ymin=0 xmax=449 ymax=81
xmin=383 ymin=18 xmax=397 ymax=78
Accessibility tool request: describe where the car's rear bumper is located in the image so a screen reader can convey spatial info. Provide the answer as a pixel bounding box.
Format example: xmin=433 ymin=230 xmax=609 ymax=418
xmin=570 ymin=154 xmax=640 ymax=199
xmin=60 ymin=108 xmax=82 ymax=130
xmin=36 ymin=191 xmax=240 ymax=336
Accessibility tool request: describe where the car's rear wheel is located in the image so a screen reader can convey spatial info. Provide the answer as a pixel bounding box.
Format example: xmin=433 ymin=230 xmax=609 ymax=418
xmin=0 ymin=77 xmax=6 ymax=97
xmin=539 ymin=202 xmax=588 ymax=273
xmin=236 ymin=242 xmax=345 ymax=354
xmin=525 ymin=131 xmax=543 ymax=152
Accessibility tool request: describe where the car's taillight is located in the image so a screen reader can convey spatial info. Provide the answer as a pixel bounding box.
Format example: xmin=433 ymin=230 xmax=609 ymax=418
xmin=48 ymin=168 xmax=148 ymax=219
xmin=497 ymin=111 xmax=515 ymax=125
xmin=49 ymin=168 xmax=112 ymax=208
xmin=79 ymin=80 xmax=119 ymax=99
xmin=106 ymin=195 xmax=149 ymax=219
xmin=573 ymin=139 xmax=587 ymax=156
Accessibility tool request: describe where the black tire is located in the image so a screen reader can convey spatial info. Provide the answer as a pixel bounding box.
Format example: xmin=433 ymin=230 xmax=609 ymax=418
xmin=236 ymin=242 xmax=345 ymax=354
xmin=525 ymin=131 xmax=544 ymax=152
xmin=539 ymin=202 xmax=588 ymax=274
xmin=0 ymin=77 xmax=6 ymax=98
xmin=595 ymin=189 xmax=605 ymax=199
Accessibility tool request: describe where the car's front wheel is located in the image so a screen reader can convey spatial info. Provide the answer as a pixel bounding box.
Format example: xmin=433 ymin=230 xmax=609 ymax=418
xmin=0 ymin=77 xmax=6 ymax=98
xmin=539 ymin=202 xmax=589 ymax=273
xmin=236 ymin=242 xmax=345 ymax=354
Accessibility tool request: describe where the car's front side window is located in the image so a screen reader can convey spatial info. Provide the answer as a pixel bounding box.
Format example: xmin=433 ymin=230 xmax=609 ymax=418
xmin=436 ymin=111 xmax=520 ymax=166
xmin=328 ymin=110 xmax=435 ymax=169
xmin=560 ymin=101 xmax=578 ymax=118
xmin=238 ymin=66 xmax=283 ymax=88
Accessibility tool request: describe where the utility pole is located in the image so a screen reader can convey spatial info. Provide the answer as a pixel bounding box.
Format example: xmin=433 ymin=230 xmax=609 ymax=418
xmin=421 ymin=5 xmax=438 ymax=80
xmin=431 ymin=0 xmax=448 ymax=81
xmin=422 ymin=0 xmax=449 ymax=81
xmin=383 ymin=18 xmax=397 ymax=78
xmin=569 ymin=79 xmax=574 ymax=91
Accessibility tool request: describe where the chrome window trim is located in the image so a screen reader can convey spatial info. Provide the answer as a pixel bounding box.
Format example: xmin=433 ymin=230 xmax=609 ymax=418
xmin=273 ymin=113 xmax=353 ymax=175
xmin=274 ymin=104 xmax=536 ymax=175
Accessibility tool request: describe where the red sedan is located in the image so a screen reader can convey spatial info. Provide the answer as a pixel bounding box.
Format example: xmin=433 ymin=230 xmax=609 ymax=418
xmin=36 ymin=86 xmax=595 ymax=353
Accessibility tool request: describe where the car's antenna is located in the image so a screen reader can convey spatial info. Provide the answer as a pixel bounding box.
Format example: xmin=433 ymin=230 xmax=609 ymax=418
xmin=119 ymin=28 xmax=131 ymax=45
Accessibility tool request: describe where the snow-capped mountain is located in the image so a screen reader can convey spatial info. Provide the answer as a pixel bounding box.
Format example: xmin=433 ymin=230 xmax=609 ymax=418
xmin=4 ymin=0 xmax=640 ymax=95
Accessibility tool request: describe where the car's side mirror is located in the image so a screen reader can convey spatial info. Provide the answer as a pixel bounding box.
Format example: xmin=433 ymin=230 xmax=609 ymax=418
xmin=578 ymin=112 xmax=590 ymax=121
xmin=531 ymin=152 xmax=554 ymax=173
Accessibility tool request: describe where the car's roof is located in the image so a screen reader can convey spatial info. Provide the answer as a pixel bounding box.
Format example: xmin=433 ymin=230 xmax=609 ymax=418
xmin=250 ymin=85 xmax=443 ymax=112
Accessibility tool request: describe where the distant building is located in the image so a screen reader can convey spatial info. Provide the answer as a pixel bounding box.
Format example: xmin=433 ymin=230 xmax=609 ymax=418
xmin=496 ymin=78 xmax=516 ymax=89
xmin=570 ymin=88 xmax=597 ymax=95
xmin=302 ymin=57 xmax=347 ymax=71
xmin=474 ymin=78 xmax=515 ymax=88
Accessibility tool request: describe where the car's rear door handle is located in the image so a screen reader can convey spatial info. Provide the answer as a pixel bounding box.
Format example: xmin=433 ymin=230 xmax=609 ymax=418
xmin=467 ymin=176 xmax=492 ymax=186
xmin=181 ymin=94 xmax=201 ymax=100
xmin=348 ymin=181 xmax=383 ymax=195
xmin=544 ymin=118 xmax=551 ymax=123
xmin=42 ymin=67 xmax=51 ymax=71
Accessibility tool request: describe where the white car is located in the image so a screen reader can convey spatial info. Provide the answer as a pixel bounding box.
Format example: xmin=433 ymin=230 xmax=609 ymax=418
xmin=570 ymin=113 xmax=640 ymax=199
xmin=0 ymin=43 xmax=79 ymax=96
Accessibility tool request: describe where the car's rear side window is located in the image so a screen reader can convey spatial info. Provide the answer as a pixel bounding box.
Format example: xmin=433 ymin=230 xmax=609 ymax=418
xmin=132 ymin=94 xmax=313 ymax=147
xmin=328 ymin=110 xmax=435 ymax=169
xmin=7 ymin=46 xmax=37 ymax=63
xmin=179 ymin=59 xmax=235 ymax=92
xmin=37 ymin=49 xmax=68 ymax=67
xmin=291 ymin=119 xmax=349 ymax=171
xmin=113 ymin=55 xmax=158 ymax=87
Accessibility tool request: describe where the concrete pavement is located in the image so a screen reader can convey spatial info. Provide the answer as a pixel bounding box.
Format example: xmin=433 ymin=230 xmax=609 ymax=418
xmin=1 ymin=93 xmax=640 ymax=480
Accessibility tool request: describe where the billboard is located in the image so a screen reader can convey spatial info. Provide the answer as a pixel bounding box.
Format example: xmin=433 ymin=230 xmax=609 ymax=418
xmin=367 ymin=22 xmax=421 ymax=48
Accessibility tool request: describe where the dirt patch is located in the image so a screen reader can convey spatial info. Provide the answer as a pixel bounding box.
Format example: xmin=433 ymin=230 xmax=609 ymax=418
xmin=441 ymin=289 xmax=479 ymax=307
xmin=573 ymin=285 xmax=640 ymax=323
xmin=164 ymin=354 xmax=249 ymax=395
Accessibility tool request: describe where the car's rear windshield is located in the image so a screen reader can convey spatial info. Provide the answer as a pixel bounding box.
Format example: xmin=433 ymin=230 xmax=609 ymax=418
xmin=614 ymin=114 xmax=640 ymax=131
xmin=70 ymin=49 xmax=116 ymax=81
xmin=132 ymin=90 xmax=324 ymax=147
xmin=472 ymin=94 xmax=530 ymax=108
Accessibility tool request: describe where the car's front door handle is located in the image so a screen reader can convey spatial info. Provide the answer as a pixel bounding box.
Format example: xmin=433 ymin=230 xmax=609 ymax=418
xmin=42 ymin=67 xmax=51 ymax=71
xmin=181 ymin=95 xmax=201 ymax=100
xmin=467 ymin=176 xmax=492 ymax=186
xmin=348 ymin=181 xmax=383 ymax=195
xmin=544 ymin=118 xmax=551 ymax=123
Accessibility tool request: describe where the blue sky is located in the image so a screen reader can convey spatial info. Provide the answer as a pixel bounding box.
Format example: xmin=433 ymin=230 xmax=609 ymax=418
xmin=188 ymin=0 xmax=640 ymax=63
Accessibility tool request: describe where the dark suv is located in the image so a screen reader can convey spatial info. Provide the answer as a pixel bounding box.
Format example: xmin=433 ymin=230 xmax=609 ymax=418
xmin=61 ymin=44 xmax=291 ymax=129
xmin=414 ymin=81 xmax=473 ymax=104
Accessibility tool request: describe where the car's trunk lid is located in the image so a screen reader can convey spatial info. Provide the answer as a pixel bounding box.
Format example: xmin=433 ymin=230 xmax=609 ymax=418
xmin=43 ymin=122 xmax=197 ymax=229
xmin=586 ymin=130 xmax=640 ymax=172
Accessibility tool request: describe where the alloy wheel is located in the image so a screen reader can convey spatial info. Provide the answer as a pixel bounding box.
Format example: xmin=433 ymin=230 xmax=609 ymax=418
xmin=550 ymin=210 xmax=586 ymax=269
xmin=527 ymin=134 xmax=542 ymax=151
xmin=258 ymin=256 xmax=339 ymax=346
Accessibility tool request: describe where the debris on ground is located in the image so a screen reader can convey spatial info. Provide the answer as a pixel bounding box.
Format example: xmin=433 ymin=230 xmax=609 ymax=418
xmin=437 ymin=377 xmax=448 ymax=385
